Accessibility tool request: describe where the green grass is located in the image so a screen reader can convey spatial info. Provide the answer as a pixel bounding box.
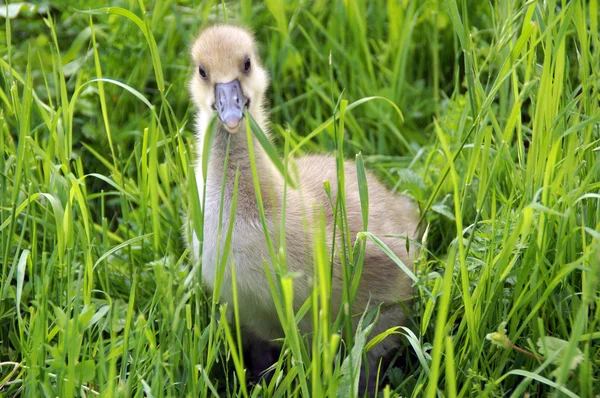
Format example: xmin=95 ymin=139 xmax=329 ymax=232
xmin=1 ymin=0 xmax=599 ymax=396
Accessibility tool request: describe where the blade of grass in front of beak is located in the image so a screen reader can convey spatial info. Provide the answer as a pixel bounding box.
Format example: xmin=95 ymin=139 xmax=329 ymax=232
xmin=245 ymin=120 xmax=293 ymax=396
xmin=246 ymin=116 xmax=312 ymax=395
xmin=245 ymin=110 xmax=297 ymax=189
xmin=244 ymin=116 xmax=285 ymax=321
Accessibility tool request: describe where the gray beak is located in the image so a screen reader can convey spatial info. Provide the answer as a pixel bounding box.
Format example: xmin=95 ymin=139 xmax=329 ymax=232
xmin=214 ymin=79 xmax=247 ymax=132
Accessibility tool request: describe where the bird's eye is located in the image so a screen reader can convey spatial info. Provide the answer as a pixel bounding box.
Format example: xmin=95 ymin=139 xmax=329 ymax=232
xmin=199 ymin=65 xmax=208 ymax=80
xmin=243 ymin=57 xmax=251 ymax=73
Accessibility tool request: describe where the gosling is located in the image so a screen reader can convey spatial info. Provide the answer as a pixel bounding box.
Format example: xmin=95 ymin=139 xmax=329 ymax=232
xmin=187 ymin=24 xmax=419 ymax=393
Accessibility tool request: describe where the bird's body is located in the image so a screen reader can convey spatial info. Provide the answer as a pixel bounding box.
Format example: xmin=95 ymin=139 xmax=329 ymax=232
xmin=187 ymin=24 xmax=419 ymax=392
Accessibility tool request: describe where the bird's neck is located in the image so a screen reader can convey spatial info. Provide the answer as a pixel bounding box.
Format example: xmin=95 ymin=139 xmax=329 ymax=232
xmin=195 ymin=111 xmax=278 ymax=211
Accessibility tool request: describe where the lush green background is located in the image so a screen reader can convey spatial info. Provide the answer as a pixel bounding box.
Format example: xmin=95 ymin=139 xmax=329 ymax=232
xmin=1 ymin=0 xmax=598 ymax=397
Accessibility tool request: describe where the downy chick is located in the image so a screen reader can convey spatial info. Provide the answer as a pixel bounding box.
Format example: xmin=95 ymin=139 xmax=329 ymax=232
xmin=187 ymin=24 xmax=419 ymax=394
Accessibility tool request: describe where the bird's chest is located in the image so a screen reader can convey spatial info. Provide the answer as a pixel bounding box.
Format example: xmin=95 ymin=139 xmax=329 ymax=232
xmin=200 ymin=193 xmax=273 ymax=286
xmin=201 ymin=206 xmax=282 ymax=331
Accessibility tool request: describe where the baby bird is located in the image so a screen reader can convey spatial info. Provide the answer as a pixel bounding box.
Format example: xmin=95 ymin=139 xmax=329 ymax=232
xmin=187 ymin=24 xmax=419 ymax=393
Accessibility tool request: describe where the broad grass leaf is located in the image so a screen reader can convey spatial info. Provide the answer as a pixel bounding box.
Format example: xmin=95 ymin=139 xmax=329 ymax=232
xmin=537 ymin=336 xmax=584 ymax=371
xmin=87 ymin=305 xmax=110 ymax=329
xmin=77 ymin=304 xmax=96 ymax=331
xmin=75 ymin=360 xmax=95 ymax=383
xmin=431 ymin=203 xmax=455 ymax=221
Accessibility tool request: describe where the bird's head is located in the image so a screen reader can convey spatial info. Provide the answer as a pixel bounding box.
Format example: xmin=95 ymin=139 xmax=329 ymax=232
xmin=189 ymin=25 xmax=269 ymax=133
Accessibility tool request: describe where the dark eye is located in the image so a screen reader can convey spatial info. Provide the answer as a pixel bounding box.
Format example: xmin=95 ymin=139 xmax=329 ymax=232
xmin=243 ymin=57 xmax=251 ymax=73
xmin=199 ymin=65 xmax=208 ymax=80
